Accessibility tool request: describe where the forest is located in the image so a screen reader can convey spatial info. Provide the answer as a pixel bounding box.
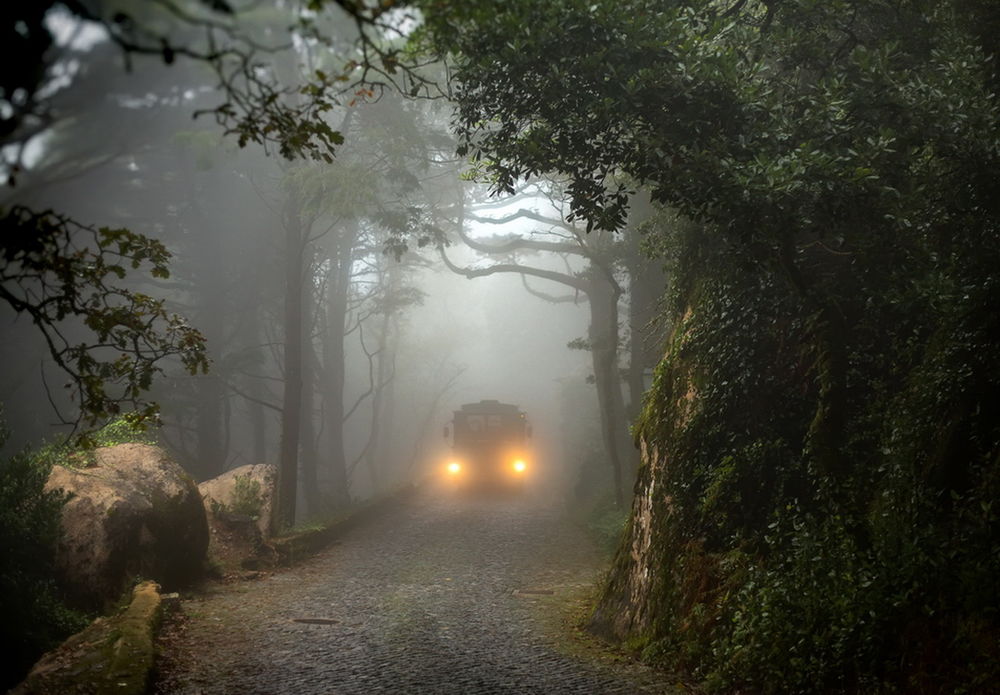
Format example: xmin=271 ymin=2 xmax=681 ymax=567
xmin=1 ymin=1 xmax=998 ymax=693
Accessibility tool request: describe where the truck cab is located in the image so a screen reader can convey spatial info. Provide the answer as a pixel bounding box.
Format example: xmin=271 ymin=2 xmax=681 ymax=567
xmin=443 ymin=400 xmax=532 ymax=488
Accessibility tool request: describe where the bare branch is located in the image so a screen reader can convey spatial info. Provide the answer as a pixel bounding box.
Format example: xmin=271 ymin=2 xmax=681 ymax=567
xmin=519 ymin=273 xmax=581 ymax=304
xmin=228 ymin=382 xmax=282 ymax=414
xmin=438 ymin=244 xmax=589 ymax=292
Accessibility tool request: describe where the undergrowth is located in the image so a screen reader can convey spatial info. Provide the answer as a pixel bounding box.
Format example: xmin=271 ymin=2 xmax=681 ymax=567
xmin=0 ymin=415 xmax=88 ymax=690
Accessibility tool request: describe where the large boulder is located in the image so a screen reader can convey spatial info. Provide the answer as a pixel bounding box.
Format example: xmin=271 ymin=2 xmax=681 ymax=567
xmin=198 ymin=463 xmax=276 ymax=537
xmin=45 ymin=444 xmax=208 ymax=610
xmin=198 ymin=464 xmax=277 ymax=572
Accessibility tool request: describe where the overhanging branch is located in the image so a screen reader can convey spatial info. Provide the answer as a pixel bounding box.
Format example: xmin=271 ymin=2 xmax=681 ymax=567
xmin=437 ymin=243 xmax=589 ymax=292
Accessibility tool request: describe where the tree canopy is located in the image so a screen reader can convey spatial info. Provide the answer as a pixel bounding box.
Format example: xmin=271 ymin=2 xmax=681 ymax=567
xmin=2 ymin=1 xmax=998 ymax=688
xmin=416 ymin=0 xmax=1000 ymax=691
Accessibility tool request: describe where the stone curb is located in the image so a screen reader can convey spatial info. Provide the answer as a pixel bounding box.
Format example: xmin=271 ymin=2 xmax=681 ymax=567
xmin=12 ymin=581 xmax=168 ymax=695
xmin=268 ymin=481 xmax=421 ymax=566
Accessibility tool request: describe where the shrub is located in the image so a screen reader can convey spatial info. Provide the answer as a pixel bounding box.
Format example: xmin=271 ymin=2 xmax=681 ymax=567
xmin=210 ymin=473 xmax=265 ymax=520
xmin=33 ymin=415 xmax=156 ymax=471
xmin=229 ymin=474 xmax=264 ymax=519
xmin=0 ymin=422 xmax=87 ymax=689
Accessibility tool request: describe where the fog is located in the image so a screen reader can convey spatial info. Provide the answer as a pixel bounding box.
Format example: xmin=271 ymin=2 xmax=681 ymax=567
xmin=5 ymin=6 xmax=996 ymax=694
xmin=0 ymin=13 xmax=634 ymax=523
xmin=384 ymin=241 xmax=594 ymax=493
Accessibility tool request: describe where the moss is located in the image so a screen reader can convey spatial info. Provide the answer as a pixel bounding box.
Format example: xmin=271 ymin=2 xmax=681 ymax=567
xmin=15 ymin=581 xmax=163 ymax=695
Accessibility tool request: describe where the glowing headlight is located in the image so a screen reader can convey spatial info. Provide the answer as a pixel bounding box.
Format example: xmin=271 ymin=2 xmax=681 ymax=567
xmin=447 ymin=461 xmax=462 ymax=475
xmin=512 ymin=459 xmax=527 ymax=473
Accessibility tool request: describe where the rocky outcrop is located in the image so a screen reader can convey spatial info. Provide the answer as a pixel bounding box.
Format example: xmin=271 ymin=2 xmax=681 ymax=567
xmin=45 ymin=444 xmax=208 ymax=610
xmin=589 ymin=308 xmax=698 ymax=643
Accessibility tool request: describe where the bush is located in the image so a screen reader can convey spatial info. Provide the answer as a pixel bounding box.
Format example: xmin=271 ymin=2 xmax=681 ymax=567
xmin=0 ymin=423 xmax=87 ymax=689
xmin=209 ymin=473 xmax=265 ymax=520
xmin=229 ymin=474 xmax=264 ymax=519
xmin=32 ymin=415 xmax=156 ymax=471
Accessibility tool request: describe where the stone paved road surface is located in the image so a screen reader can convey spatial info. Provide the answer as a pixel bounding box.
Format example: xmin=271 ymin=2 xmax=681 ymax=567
xmin=153 ymin=487 xmax=678 ymax=694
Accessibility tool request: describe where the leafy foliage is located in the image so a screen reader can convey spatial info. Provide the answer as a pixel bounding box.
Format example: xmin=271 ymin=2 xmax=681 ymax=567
xmin=418 ymin=0 xmax=1000 ymax=691
xmin=229 ymin=474 xmax=265 ymax=518
xmin=0 ymin=206 xmax=209 ymax=434
xmin=0 ymin=419 xmax=86 ymax=690
xmin=32 ymin=416 xmax=158 ymax=473
xmin=210 ymin=473 xmax=265 ymax=520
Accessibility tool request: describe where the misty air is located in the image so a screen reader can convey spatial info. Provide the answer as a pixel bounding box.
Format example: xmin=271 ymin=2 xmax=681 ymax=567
xmin=1 ymin=2 xmax=997 ymax=694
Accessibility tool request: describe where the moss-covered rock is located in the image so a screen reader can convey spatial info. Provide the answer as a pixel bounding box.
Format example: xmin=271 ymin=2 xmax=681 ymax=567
xmin=12 ymin=581 xmax=164 ymax=695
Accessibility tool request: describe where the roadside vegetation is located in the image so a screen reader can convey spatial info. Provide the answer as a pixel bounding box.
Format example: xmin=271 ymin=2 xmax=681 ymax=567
xmin=2 ymin=1 xmax=996 ymax=693
xmin=0 ymin=415 xmax=162 ymax=689
xmin=418 ymin=1 xmax=1000 ymax=691
xmin=0 ymin=422 xmax=85 ymax=689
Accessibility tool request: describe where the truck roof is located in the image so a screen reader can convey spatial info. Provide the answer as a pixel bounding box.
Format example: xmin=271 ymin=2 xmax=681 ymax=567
xmin=457 ymin=399 xmax=522 ymax=414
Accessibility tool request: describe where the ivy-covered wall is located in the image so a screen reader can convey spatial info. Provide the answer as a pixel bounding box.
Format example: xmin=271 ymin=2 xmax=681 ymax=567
xmin=592 ymin=215 xmax=1000 ymax=692
xmin=419 ymin=2 xmax=1000 ymax=689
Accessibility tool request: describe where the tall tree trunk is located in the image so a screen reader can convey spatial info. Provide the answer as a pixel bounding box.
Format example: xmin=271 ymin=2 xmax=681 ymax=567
xmin=300 ymin=248 xmax=322 ymax=516
xmin=587 ymin=270 xmax=627 ymax=507
xmin=377 ymin=350 xmax=397 ymax=485
xmin=376 ymin=313 xmax=400 ymax=486
xmin=188 ymin=177 xmax=227 ymax=480
xmin=624 ymin=197 xmax=664 ymax=425
xmin=247 ymin=375 xmax=268 ymax=464
xmin=364 ymin=310 xmax=391 ymax=494
xmin=238 ymin=273 xmax=269 ymax=466
xmin=321 ymin=226 xmax=355 ymax=508
xmin=195 ymin=373 xmax=226 ymax=478
xmin=276 ymin=187 xmax=305 ymax=531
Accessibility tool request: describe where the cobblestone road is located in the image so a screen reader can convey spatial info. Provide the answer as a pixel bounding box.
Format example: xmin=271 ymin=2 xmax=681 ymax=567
xmin=153 ymin=487 xmax=677 ymax=694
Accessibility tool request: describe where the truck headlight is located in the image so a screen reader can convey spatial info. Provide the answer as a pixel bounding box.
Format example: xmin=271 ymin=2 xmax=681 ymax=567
xmin=512 ymin=459 xmax=527 ymax=473
xmin=447 ymin=461 xmax=462 ymax=475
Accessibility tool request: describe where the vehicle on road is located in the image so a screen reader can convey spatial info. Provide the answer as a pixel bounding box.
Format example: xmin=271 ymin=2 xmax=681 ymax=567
xmin=442 ymin=400 xmax=532 ymax=489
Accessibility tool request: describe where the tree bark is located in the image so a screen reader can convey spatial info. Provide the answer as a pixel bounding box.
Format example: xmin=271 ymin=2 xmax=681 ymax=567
xmin=187 ymin=172 xmax=227 ymax=480
xmin=587 ymin=270 xmax=627 ymax=507
xmin=276 ymin=186 xmax=305 ymax=531
xmin=364 ymin=307 xmax=393 ymax=494
xmin=623 ymin=198 xmax=665 ymax=425
xmin=321 ymin=225 xmax=356 ymax=509
xmin=300 ymin=247 xmax=322 ymax=517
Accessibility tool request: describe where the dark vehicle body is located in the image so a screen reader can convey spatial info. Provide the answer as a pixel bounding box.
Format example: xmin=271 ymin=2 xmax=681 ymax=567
xmin=444 ymin=400 xmax=532 ymax=488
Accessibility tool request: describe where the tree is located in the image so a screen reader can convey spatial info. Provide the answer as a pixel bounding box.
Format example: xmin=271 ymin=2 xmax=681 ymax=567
xmin=418 ymin=0 xmax=1000 ymax=691
xmin=0 ymin=4 xmax=227 ymax=434
xmin=438 ymin=182 xmax=634 ymax=505
xmin=0 ymin=0 xmax=432 ymax=436
xmin=0 ymin=206 xmax=208 ymax=432
xmin=260 ymin=86 xmax=445 ymax=525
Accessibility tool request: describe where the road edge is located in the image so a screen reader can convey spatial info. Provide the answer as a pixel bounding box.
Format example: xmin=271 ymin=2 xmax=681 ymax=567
xmin=11 ymin=581 xmax=168 ymax=695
